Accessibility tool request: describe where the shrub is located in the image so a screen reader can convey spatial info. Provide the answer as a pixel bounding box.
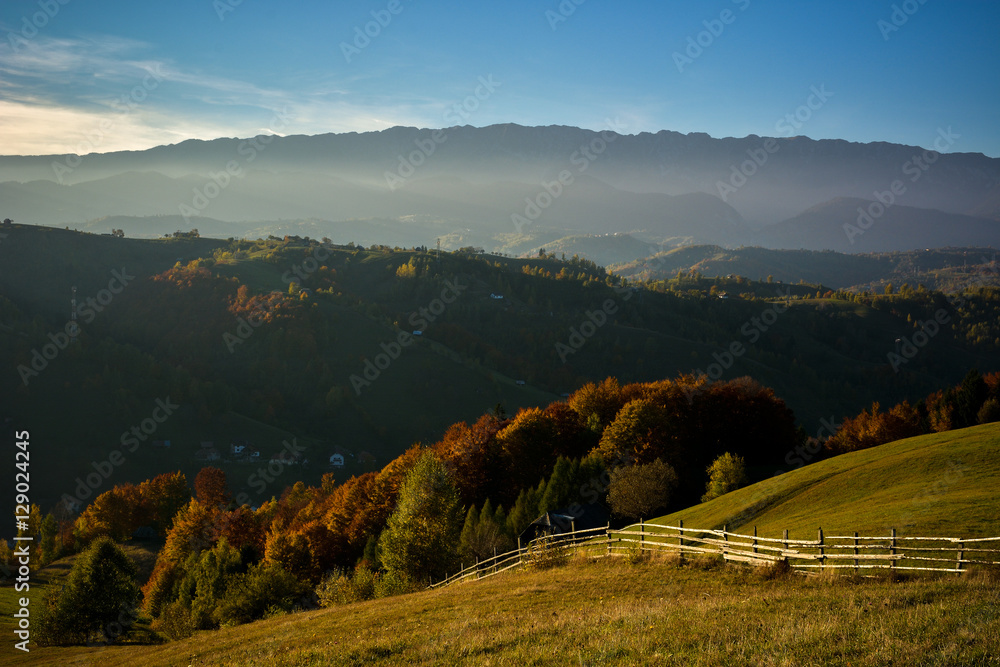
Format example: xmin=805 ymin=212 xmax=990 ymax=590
xmin=625 ymin=541 xmax=649 ymax=565
xmin=606 ymin=459 xmax=678 ymax=520
xmin=978 ymin=398 xmax=1000 ymax=424
xmin=526 ymin=536 xmax=570 ymax=570
xmin=374 ymin=568 xmax=416 ymax=598
xmin=316 ymin=570 xmax=357 ymax=607
xmin=701 ymin=453 xmax=749 ymax=502
xmin=757 ymin=558 xmax=792 ymax=581
xmin=153 ymin=600 xmax=196 ymax=640
xmin=214 ymin=563 xmax=310 ymax=627
xmin=317 ymin=564 xmax=418 ymax=607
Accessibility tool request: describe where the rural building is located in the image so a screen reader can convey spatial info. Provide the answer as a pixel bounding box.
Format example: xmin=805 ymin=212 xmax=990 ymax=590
xmin=196 ymin=447 xmax=221 ymax=462
xmin=518 ymin=504 xmax=609 ymax=545
xmin=329 ymin=453 xmax=345 ymax=467
xmin=270 ymin=450 xmax=302 ymax=465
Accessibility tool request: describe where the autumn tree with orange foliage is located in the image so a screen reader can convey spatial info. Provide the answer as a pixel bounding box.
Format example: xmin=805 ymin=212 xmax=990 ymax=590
xmin=195 ymin=467 xmax=231 ymax=508
xmin=138 ymin=471 xmax=190 ymax=534
xmin=568 ymin=377 xmax=626 ymax=431
xmin=433 ymin=414 xmax=506 ymax=505
xmin=494 ymin=407 xmax=560 ymax=495
xmin=825 ymin=401 xmax=925 ymax=454
xmin=74 ymin=483 xmax=146 ymax=542
xmin=73 ymin=472 xmax=191 ymax=544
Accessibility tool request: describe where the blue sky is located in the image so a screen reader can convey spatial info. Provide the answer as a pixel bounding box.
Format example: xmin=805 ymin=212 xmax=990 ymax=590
xmin=1 ymin=0 xmax=998 ymax=156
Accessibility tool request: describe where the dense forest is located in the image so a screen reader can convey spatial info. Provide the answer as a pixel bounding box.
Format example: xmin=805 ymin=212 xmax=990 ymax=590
xmin=2 ymin=224 xmax=1000 ymax=515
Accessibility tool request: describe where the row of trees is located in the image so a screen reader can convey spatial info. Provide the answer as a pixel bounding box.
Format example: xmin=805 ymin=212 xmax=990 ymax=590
xmin=826 ymin=370 xmax=1000 ymax=453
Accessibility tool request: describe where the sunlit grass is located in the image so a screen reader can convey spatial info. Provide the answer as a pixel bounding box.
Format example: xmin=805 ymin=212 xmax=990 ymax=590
xmin=657 ymin=423 xmax=1000 ymax=539
xmin=6 ymin=553 xmax=997 ymax=666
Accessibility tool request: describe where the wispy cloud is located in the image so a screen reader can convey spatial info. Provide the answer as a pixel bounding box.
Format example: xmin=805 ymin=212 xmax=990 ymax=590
xmin=0 ymin=33 xmax=469 ymax=155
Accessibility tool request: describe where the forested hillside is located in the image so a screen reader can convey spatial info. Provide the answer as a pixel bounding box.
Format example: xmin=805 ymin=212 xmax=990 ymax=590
xmin=2 ymin=223 xmax=1000 ymax=514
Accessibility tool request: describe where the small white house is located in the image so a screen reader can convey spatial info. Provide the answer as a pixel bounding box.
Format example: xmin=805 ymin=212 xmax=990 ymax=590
xmin=329 ymin=453 xmax=345 ymax=468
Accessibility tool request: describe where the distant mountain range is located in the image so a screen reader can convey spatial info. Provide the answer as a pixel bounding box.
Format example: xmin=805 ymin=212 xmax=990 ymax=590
xmin=1 ymin=124 xmax=997 ymax=261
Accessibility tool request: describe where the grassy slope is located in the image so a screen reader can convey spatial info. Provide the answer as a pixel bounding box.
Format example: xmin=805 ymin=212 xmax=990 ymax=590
xmin=655 ymin=423 xmax=1000 ymax=539
xmin=6 ymin=556 xmax=998 ymax=666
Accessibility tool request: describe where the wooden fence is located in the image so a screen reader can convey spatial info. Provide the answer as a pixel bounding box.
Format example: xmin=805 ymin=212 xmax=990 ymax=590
xmin=429 ymin=520 xmax=1000 ymax=589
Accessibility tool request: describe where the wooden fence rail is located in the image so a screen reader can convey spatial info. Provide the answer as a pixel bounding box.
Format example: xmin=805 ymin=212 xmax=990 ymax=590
xmin=429 ymin=521 xmax=1000 ymax=589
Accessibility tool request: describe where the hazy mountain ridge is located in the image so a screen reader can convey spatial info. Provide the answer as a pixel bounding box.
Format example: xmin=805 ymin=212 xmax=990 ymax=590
xmin=760 ymin=197 xmax=1000 ymax=253
xmin=2 ymin=124 xmax=999 ymax=255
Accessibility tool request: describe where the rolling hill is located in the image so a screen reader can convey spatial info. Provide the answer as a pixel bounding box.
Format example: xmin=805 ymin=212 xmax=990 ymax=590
xmin=759 ymin=197 xmax=1000 ymax=253
xmin=656 ymin=423 xmax=1000 ymax=538
xmin=610 ymin=244 xmax=1000 ymax=292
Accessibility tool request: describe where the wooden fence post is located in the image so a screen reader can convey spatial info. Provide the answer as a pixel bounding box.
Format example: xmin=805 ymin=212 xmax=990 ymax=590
xmin=783 ymin=529 xmax=789 ymax=564
xmin=818 ymin=528 xmax=824 ymax=572
xmin=956 ymin=540 xmax=965 ymax=576
xmin=753 ymin=526 xmax=758 ymax=556
xmin=494 ymin=546 xmax=498 ymax=575
xmin=722 ymin=524 xmax=728 ymax=560
xmin=890 ymin=528 xmax=897 ymax=571
xmin=853 ymin=532 xmax=859 ymax=573
xmin=678 ymin=519 xmax=684 ymax=563
xmin=518 ymin=536 xmax=522 ymax=565
xmin=476 ymin=557 xmax=480 ymax=580
xmin=606 ymin=522 xmax=612 ymax=557
xmin=640 ymin=518 xmax=644 ymax=552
